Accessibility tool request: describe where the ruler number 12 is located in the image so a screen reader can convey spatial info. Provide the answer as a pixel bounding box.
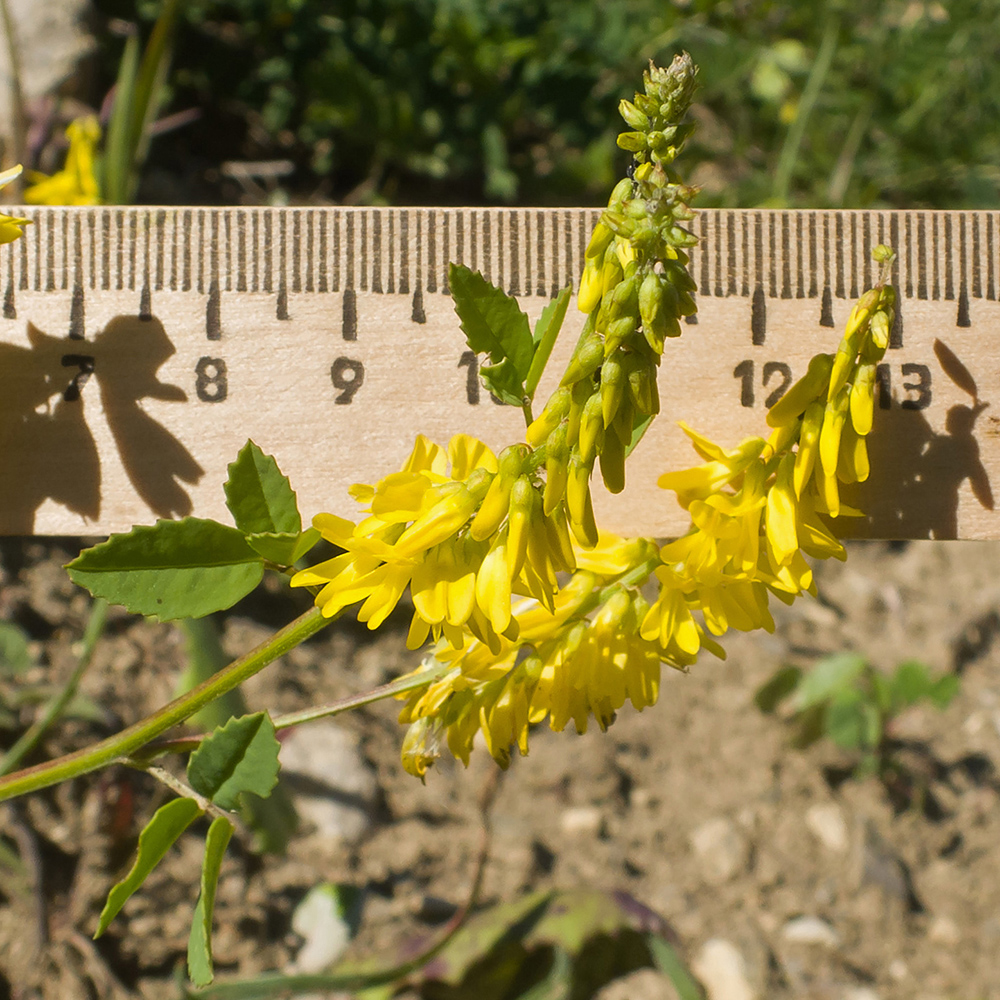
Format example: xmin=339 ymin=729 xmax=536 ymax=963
xmin=733 ymin=359 xmax=931 ymax=411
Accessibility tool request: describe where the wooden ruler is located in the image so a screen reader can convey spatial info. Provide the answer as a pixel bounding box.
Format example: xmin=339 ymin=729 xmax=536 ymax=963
xmin=2 ymin=206 xmax=999 ymax=539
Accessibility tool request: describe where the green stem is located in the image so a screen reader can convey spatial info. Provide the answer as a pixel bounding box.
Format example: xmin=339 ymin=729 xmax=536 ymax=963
xmin=0 ymin=606 xmax=331 ymax=802
xmin=132 ymin=663 xmax=452 ymax=762
xmin=773 ymin=18 xmax=838 ymax=204
xmin=0 ymin=598 xmax=109 ymax=777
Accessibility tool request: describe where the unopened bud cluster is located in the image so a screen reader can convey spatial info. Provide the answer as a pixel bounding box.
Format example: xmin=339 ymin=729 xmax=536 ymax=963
xmin=529 ymin=53 xmax=700 ymax=548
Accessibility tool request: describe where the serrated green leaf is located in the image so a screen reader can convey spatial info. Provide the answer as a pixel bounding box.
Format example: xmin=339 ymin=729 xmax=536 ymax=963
xmin=793 ymin=652 xmax=866 ymax=711
xmin=188 ymin=815 xmax=234 ymax=987
xmin=0 ymin=622 xmax=34 ymax=677
xmin=96 ymin=797 xmax=202 ymax=937
xmin=187 ymin=712 xmax=280 ymax=811
xmin=449 ymin=263 xmax=533 ymax=405
xmin=524 ymin=286 xmax=571 ymax=400
xmin=754 ymin=665 xmax=802 ymax=713
xmin=66 ymin=519 xmax=263 ymax=621
xmin=246 ymin=527 xmax=320 ymax=566
xmin=225 ymin=441 xmax=302 ymax=537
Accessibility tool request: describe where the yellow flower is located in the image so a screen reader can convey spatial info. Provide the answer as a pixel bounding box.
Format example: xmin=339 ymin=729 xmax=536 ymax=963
xmin=25 ymin=116 xmax=102 ymax=206
xmin=0 ymin=165 xmax=30 ymax=245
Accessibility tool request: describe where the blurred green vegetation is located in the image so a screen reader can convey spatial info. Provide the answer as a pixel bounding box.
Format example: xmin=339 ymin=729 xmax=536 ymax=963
xmin=91 ymin=0 xmax=1000 ymax=208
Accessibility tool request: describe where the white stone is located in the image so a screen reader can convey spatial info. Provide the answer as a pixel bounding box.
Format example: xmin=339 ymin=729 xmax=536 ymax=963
xmin=781 ymin=915 xmax=840 ymax=948
xmin=928 ymin=915 xmax=960 ymax=945
xmin=805 ymin=802 xmax=849 ymax=853
xmin=692 ymin=939 xmax=756 ymax=1000
xmin=559 ymin=806 xmax=604 ymax=836
xmin=690 ymin=817 xmax=748 ymax=884
xmin=289 ymin=884 xmax=354 ymax=973
xmin=888 ymin=959 xmax=908 ymax=981
xmin=279 ymin=721 xmax=378 ymax=843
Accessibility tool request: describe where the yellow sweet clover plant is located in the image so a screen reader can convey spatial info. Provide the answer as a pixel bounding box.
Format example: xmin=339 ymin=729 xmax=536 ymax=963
xmin=0 ymin=55 xmax=899 ymax=987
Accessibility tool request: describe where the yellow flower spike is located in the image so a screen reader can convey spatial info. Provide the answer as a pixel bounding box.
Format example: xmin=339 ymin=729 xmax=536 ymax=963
xmin=394 ymin=468 xmax=491 ymax=559
xmin=566 ymin=450 xmax=599 ymax=548
xmin=850 ymin=362 xmax=877 ymax=436
xmin=0 ymin=165 xmax=30 ymax=245
xmin=793 ymin=401 xmax=825 ymax=498
xmin=615 ymin=235 xmax=636 ymax=271
xmin=505 ymin=475 xmax=536 ymax=581
xmin=577 ymin=391 xmax=605 ymax=465
xmin=766 ymin=353 xmax=833 ymax=428
xmin=765 ymin=452 xmax=799 ymax=567
xmin=819 ymin=388 xmax=849 ymax=478
xmin=475 ymin=529 xmax=513 ymax=634
xmin=542 ymin=421 xmax=570 ymax=515
xmin=469 ymin=444 xmax=523 ymax=540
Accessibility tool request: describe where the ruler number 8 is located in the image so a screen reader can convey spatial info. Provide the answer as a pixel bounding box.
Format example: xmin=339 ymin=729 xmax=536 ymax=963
xmin=196 ymin=356 xmax=228 ymax=402
xmin=331 ymin=357 xmax=365 ymax=404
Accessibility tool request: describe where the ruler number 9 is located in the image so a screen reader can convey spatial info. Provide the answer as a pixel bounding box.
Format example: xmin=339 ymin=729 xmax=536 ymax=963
xmin=331 ymin=357 xmax=365 ymax=404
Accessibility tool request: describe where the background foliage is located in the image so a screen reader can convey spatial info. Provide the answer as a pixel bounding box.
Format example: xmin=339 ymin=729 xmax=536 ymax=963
xmin=91 ymin=0 xmax=1000 ymax=209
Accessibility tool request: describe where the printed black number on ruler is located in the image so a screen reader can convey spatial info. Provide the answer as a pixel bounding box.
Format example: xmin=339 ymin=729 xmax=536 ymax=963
xmin=331 ymin=357 xmax=364 ymax=404
xmin=196 ymin=357 xmax=228 ymax=402
xmin=735 ymin=359 xmax=932 ymax=411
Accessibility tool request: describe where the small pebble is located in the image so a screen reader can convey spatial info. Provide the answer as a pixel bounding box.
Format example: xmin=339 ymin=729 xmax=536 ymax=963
xmin=559 ymin=806 xmax=604 ymax=836
xmin=781 ymin=915 xmax=840 ymax=948
xmin=690 ymin=817 xmax=749 ymax=884
xmin=805 ymin=803 xmax=849 ymax=853
xmin=692 ymin=938 xmax=756 ymax=1000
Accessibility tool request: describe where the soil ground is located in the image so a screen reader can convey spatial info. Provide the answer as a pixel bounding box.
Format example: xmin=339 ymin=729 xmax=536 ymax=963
xmin=2 ymin=537 xmax=1000 ymax=1000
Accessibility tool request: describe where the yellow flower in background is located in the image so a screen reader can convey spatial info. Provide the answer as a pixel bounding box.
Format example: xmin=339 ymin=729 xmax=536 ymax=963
xmin=24 ymin=116 xmax=102 ymax=206
xmin=0 ymin=165 xmax=30 ymax=245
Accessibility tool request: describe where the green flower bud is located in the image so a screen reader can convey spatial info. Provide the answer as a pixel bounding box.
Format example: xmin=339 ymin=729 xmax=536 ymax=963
xmin=560 ymin=332 xmax=604 ymax=387
xmin=619 ymin=98 xmax=650 ymax=131
xmin=543 ymin=421 xmax=569 ymax=515
xmin=577 ymin=391 xmax=605 ymax=465
xmin=600 ymin=351 xmax=625 ymax=426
